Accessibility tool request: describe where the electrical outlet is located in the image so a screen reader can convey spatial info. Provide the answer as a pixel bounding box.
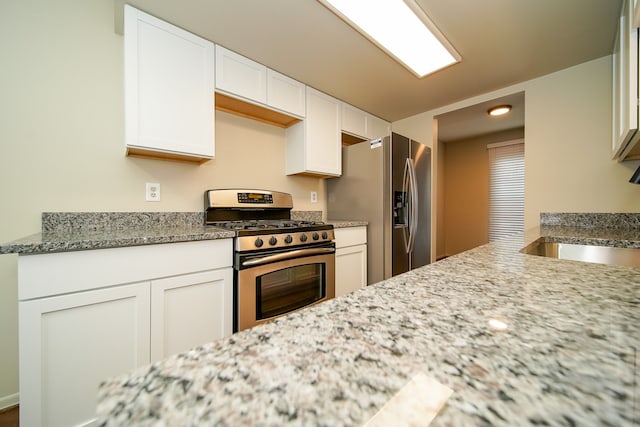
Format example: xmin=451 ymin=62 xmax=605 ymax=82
xmin=146 ymin=183 xmax=161 ymax=202
xmin=310 ymin=191 xmax=318 ymax=203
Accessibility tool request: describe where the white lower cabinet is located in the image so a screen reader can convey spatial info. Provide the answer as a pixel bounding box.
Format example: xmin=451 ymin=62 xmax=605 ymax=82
xmin=151 ymin=269 xmax=232 ymax=362
xmin=17 ymin=239 xmax=232 ymax=427
xmin=20 ymin=283 xmax=151 ymax=427
xmin=334 ymin=227 xmax=367 ymax=297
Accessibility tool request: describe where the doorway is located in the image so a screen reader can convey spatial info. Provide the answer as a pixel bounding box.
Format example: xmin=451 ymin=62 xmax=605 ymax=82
xmin=434 ymin=92 xmax=525 ymax=259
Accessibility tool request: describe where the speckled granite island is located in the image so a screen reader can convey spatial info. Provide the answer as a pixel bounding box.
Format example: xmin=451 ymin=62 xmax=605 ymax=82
xmin=96 ymin=213 xmax=639 ymax=426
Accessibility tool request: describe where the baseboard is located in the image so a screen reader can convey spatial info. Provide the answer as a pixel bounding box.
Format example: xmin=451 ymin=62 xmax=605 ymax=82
xmin=0 ymin=393 xmax=19 ymax=411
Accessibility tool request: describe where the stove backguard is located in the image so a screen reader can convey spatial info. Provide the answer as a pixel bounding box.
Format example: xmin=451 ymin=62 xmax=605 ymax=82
xmin=206 ymin=208 xmax=290 ymax=224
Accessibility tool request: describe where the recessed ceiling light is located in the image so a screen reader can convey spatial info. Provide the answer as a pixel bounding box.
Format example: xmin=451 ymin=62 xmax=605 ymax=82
xmin=317 ymin=0 xmax=460 ymax=78
xmin=488 ymin=105 xmax=512 ymax=116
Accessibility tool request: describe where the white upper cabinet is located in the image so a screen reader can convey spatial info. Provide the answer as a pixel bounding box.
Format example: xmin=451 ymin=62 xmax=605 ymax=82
xmin=342 ymin=104 xmax=368 ymax=138
xmin=367 ymin=115 xmax=391 ymax=140
xmin=124 ymin=5 xmax=215 ymax=162
xmin=215 ymin=45 xmax=267 ymax=104
xmin=286 ymin=87 xmax=341 ymax=177
xmin=267 ymin=69 xmax=306 ymax=118
xmin=341 ymin=102 xmax=390 ymax=141
xmin=612 ymin=0 xmax=640 ymax=161
xmin=215 ymin=45 xmax=306 ymax=120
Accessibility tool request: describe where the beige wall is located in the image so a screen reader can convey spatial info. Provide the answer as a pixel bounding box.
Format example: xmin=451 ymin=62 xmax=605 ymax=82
xmin=0 ymin=0 xmax=324 ymax=407
xmin=393 ymin=55 xmax=640 ymax=246
xmin=436 ymin=129 xmax=446 ymax=259
xmin=440 ymin=129 xmax=524 ymax=258
xmin=524 ymin=59 xmax=640 ymax=220
xmin=443 ymin=137 xmax=489 ymax=256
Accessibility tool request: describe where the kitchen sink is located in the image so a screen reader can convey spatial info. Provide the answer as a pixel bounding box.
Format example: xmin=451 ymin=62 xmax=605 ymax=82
xmin=520 ymin=239 xmax=640 ymax=267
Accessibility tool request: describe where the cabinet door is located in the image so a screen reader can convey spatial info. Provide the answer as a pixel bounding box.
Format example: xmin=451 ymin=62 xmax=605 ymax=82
xmin=19 ymin=283 xmax=150 ymax=427
xmin=612 ymin=0 xmax=639 ymax=158
xmin=336 ymin=244 xmax=368 ymax=297
xmin=215 ymin=45 xmax=267 ymax=104
xmin=286 ymin=87 xmax=341 ymax=176
xmin=124 ymin=5 xmax=215 ymax=160
xmin=367 ymin=115 xmax=391 ymax=140
xmin=150 ymin=269 xmax=233 ymax=361
xmin=308 ymin=88 xmax=341 ymax=176
xmin=342 ymin=103 xmax=390 ymax=141
xmin=342 ymin=103 xmax=368 ymax=138
xmin=267 ymin=69 xmax=306 ymax=117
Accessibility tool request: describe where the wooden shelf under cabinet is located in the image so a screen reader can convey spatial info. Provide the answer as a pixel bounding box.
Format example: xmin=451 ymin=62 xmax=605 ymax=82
xmin=621 ymin=138 xmax=640 ymax=160
xmin=126 ymin=147 xmax=212 ymax=164
xmin=215 ymin=93 xmax=301 ymax=128
xmin=341 ymin=132 xmax=366 ymax=146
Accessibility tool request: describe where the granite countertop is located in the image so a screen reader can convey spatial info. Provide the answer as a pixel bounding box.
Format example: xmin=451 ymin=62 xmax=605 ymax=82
xmin=0 ymin=212 xmax=235 ymax=255
xmin=327 ymin=220 xmax=368 ymax=228
xmin=0 ymin=211 xmax=367 ymax=255
xmin=96 ymin=216 xmax=640 ymax=426
xmin=0 ymin=225 xmax=236 ymax=255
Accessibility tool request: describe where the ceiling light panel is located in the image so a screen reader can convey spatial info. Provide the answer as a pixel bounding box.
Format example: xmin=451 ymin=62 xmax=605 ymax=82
xmin=318 ymin=0 xmax=460 ymax=78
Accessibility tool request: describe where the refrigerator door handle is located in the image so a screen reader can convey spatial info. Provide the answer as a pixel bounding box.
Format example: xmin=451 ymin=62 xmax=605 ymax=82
xmin=407 ymin=160 xmax=419 ymax=254
xmin=402 ymin=158 xmax=411 ymax=254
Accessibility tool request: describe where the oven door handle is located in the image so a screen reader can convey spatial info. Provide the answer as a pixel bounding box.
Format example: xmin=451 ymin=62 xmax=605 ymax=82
xmin=241 ymin=247 xmax=335 ymax=267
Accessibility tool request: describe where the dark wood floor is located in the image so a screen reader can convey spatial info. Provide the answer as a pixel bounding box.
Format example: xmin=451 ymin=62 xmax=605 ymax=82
xmin=0 ymin=405 xmax=18 ymax=427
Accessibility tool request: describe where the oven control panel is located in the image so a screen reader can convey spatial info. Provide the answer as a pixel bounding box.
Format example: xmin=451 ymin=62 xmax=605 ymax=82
xmin=237 ymin=192 xmax=273 ymax=204
xmin=236 ymin=229 xmax=335 ymax=251
xmin=205 ymin=189 xmax=293 ymax=210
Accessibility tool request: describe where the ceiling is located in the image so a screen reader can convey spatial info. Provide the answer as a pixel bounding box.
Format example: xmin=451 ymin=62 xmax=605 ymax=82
xmin=121 ymin=0 xmax=622 ymax=123
xmin=436 ymin=92 xmax=525 ymax=142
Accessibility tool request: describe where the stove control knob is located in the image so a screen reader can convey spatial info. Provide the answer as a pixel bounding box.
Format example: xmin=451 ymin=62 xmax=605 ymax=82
xmin=254 ymin=237 xmax=264 ymax=248
xmin=312 ymin=232 xmax=319 ymax=241
xmin=284 ymin=235 xmax=293 ymax=244
xmin=300 ymin=234 xmax=308 ymax=242
xmin=321 ymin=231 xmax=328 ymax=240
xmin=269 ymin=236 xmax=278 ymax=246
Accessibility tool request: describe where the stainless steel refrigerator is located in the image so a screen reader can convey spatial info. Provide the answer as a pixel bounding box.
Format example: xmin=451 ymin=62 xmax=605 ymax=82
xmin=327 ymin=132 xmax=431 ymax=285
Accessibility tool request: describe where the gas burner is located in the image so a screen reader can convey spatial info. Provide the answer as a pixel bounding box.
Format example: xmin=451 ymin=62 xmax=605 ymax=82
xmin=210 ymin=219 xmax=326 ymax=231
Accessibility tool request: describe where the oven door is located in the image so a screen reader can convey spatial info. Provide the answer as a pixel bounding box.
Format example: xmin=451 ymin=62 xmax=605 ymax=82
xmin=236 ymin=244 xmax=335 ymax=331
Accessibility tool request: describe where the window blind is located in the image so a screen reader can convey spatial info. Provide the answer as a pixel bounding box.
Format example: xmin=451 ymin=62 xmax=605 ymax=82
xmin=488 ymin=140 xmax=524 ymax=241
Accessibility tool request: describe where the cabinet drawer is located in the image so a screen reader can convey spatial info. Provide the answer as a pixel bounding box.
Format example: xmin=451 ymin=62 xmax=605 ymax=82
xmin=19 ymin=239 xmax=233 ymax=300
xmin=334 ymin=226 xmax=367 ymax=248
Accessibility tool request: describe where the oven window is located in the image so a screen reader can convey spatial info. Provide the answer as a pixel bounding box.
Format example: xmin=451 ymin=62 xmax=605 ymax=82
xmin=256 ymin=263 xmax=326 ymax=320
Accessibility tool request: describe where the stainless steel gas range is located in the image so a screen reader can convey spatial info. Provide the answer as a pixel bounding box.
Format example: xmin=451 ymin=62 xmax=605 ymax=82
xmin=205 ymin=189 xmax=335 ymax=332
